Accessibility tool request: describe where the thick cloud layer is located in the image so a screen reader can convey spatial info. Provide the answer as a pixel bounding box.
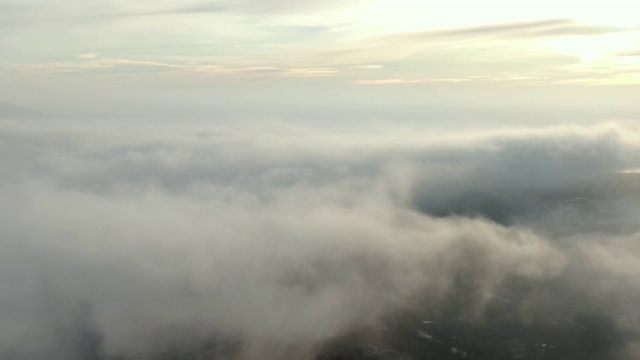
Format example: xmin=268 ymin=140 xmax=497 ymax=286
xmin=0 ymin=119 xmax=639 ymax=359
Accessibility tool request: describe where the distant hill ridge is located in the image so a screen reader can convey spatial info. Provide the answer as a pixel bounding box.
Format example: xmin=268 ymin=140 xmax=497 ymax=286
xmin=0 ymin=102 xmax=44 ymax=118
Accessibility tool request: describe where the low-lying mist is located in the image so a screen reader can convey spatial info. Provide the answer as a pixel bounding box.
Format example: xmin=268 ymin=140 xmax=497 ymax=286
xmin=0 ymin=119 xmax=638 ymax=359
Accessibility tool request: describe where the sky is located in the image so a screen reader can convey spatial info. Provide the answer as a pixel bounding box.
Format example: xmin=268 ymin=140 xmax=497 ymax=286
xmin=1 ymin=0 xmax=640 ymax=120
xmin=1 ymin=2 xmax=640 ymax=360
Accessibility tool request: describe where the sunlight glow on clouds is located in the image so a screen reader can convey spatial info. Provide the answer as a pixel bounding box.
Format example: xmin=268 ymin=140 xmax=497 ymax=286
xmin=1 ymin=0 xmax=639 ymax=115
xmin=1 ymin=3 xmax=640 ymax=359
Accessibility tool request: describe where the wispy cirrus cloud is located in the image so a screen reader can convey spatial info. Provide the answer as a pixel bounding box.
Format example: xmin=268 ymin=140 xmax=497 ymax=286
xmin=168 ymin=0 xmax=362 ymax=15
xmin=352 ymin=74 xmax=559 ymax=86
xmin=12 ymin=58 xmax=183 ymax=73
xmin=353 ymin=78 xmax=473 ymax=85
xmin=0 ymin=0 xmax=362 ymax=28
xmin=349 ymin=64 xmax=383 ymax=70
xmin=615 ymin=50 xmax=640 ymax=57
xmin=172 ymin=64 xmax=338 ymax=78
xmin=399 ymin=18 xmax=632 ymax=41
xmin=353 ymin=66 xmax=640 ymax=87
xmin=10 ymin=56 xmax=339 ymax=79
xmin=260 ymin=19 xmax=633 ymax=72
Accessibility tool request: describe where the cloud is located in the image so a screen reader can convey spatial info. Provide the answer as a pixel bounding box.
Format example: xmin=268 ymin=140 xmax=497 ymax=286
xmin=0 ymin=119 xmax=639 ymax=359
xmin=0 ymin=0 xmax=359 ymax=27
xmin=349 ymin=64 xmax=384 ymax=70
xmin=522 ymin=24 xmax=627 ymax=37
xmin=77 ymin=53 xmax=99 ymax=59
xmin=11 ymin=56 xmax=339 ymax=79
xmin=403 ymin=18 xmax=631 ymax=40
xmin=11 ymin=58 xmax=183 ymax=75
xmin=263 ymin=25 xmax=341 ymax=34
xmin=616 ymin=50 xmax=640 ymax=57
xmin=173 ymin=65 xmax=338 ymax=78
xmin=430 ymin=18 xmax=575 ymax=37
xmin=353 ymin=78 xmax=472 ymax=85
xmin=164 ymin=0 xmax=362 ymax=15
xmin=352 ymin=74 xmax=554 ymax=86
xmin=352 ymin=65 xmax=640 ymax=86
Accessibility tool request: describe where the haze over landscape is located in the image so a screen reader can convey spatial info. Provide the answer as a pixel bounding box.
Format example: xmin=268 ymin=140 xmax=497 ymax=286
xmin=1 ymin=1 xmax=640 ymax=359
